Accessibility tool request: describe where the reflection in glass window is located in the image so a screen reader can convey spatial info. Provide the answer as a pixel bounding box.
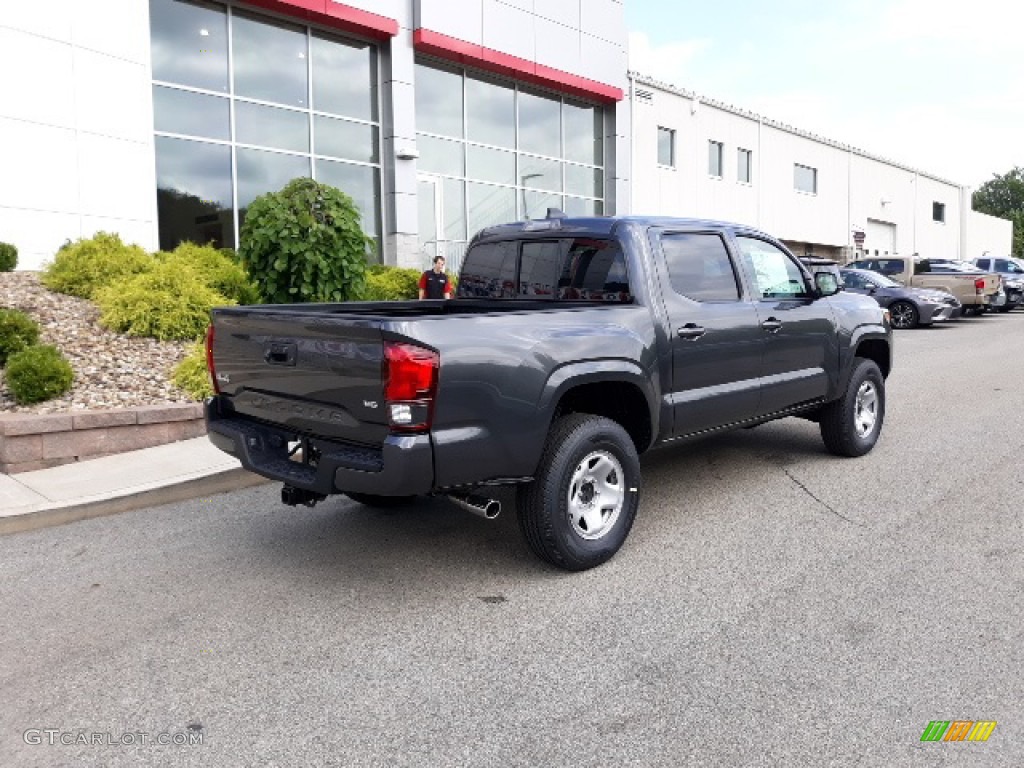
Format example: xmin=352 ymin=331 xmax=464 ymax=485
xmin=419 ymin=135 xmax=465 ymax=176
xmin=311 ymin=34 xmax=376 ymax=121
xmin=467 ymin=144 xmax=515 ymax=185
xmin=519 ymin=241 xmax=564 ymax=297
xmin=564 ymin=197 xmax=602 ymax=217
xmin=736 ymin=236 xmax=810 ymax=299
xmin=794 ymin=163 xmax=817 ymax=194
xmin=519 ymin=155 xmax=562 ymax=192
xmin=657 ymin=127 xmax=674 ymax=167
xmin=558 ymin=239 xmax=631 ymax=302
xmin=738 ymin=148 xmax=752 ymax=183
xmin=237 ymin=147 xmax=309 ymax=209
xmin=316 ymin=159 xmax=380 ymax=238
xmin=235 ymin=101 xmax=309 ymax=153
xmin=565 ymin=164 xmax=602 ymax=198
xmin=467 ymin=183 xmax=516 ymax=235
xmin=456 ymin=240 xmax=518 ymax=298
xmin=416 ymin=63 xmax=464 ymax=138
xmin=155 ymin=136 xmax=234 ymax=250
xmin=661 ymin=233 xmax=739 ymax=301
xmin=314 ymin=115 xmax=378 ymax=163
xmin=518 ymin=90 xmax=561 ymax=158
xmin=467 ymin=75 xmax=515 ymax=148
xmin=523 ymin=190 xmax=563 ymax=221
xmin=709 ymin=140 xmax=723 ymax=177
xmin=564 ymin=101 xmax=602 ymax=165
xmin=443 ymin=178 xmax=466 ymax=241
xmin=149 ymin=0 xmax=228 ymax=92
xmin=232 ymin=12 xmax=308 ymax=107
xmin=153 ymin=85 xmax=229 ymax=140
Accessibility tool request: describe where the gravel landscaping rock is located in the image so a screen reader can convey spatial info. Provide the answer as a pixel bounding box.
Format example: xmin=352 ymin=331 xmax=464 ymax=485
xmin=1 ymin=272 xmax=196 ymax=414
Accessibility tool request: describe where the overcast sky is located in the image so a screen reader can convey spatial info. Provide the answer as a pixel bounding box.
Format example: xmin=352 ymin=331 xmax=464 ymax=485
xmin=625 ymin=0 xmax=1022 ymax=190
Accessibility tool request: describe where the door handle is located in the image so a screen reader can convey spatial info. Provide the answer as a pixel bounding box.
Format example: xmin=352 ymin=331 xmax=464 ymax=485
xmin=761 ymin=318 xmax=783 ymax=333
xmin=677 ymin=324 xmax=706 ymax=340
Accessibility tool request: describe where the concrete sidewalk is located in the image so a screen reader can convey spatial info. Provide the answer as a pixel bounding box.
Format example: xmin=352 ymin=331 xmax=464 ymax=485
xmin=0 ymin=437 xmax=266 ymax=535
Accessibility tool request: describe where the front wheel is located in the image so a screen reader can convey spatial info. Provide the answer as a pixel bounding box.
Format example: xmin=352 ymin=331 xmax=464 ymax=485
xmin=516 ymin=414 xmax=641 ymax=571
xmin=819 ymin=358 xmax=885 ymax=457
xmin=888 ymin=300 xmax=918 ymax=329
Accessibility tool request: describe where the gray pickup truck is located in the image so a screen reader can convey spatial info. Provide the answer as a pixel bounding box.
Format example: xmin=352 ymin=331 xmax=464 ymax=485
xmin=205 ymin=214 xmax=893 ymax=570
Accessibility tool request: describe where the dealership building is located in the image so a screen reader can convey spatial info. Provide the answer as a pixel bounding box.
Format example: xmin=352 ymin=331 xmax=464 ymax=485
xmin=0 ymin=0 xmax=1010 ymax=271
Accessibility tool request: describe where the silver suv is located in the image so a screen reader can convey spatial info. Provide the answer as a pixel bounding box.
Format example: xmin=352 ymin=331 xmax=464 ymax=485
xmin=972 ymin=255 xmax=1024 ymax=311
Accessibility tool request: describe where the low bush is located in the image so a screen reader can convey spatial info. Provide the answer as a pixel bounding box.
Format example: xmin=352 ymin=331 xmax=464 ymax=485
xmin=5 ymin=345 xmax=74 ymax=404
xmin=96 ymin=261 xmax=233 ymax=341
xmin=171 ymin=342 xmax=214 ymax=400
xmin=0 ymin=241 xmax=17 ymax=272
xmin=159 ymin=243 xmax=260 ymax=305
xmin=41 ymin=232 xmax=153 ymax=299
xmin=239 ymin=177 xmax=372 ymax=303
xmin=0 ymin=308 xmax=40 ymax=366
xmin=361 ymin=266 xmax=422 ymax=300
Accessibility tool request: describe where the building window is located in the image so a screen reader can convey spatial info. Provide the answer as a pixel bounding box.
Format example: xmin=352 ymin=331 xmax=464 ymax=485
xmin=708 ymin=140 xmax=723 ymax=177
xmin=150 ymin=0 xmax=382 ymax=254
xmin=933 ymin=202 xmax=946 ymax=222
xmin=415 ymin=59 xmax=606 ymax=243
xmin=737 ymin=148 xmax=752 ymax=183
xmin=794 ymin=163 xmax=818 ymax=194
xmin=657 ymin=127 xmax=675 ymax=167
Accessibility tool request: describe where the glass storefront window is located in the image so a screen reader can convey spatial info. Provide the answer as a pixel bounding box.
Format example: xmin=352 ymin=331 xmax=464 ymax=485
xmin=443 ymin=178 xmax=467 ymax=241
xmin=150 ymin=0 xmax=228 ymax=93
xmin=466 ymin=75 xmax=515 ymax=148
xmin=150 ymin=0 xmax=381 ymax=252
xmin=564 ymin=101 xmax=603 ymax=165
xmin=155 ymin=136 xmax=234 ymax=249
xmin=523 ymin=190 xmax=564 ymax=221
xmin=311 ymin=34 xmax=377 ymax=121
xmin=565 ymin=164 xmax=602 ymax=198
xmin=232 ymin=13 xmax=308 ymax=107
xmin=467 ymin=182 xmax=516 ymax=236
xmin=467 ymin=145 xmax=516 ymax=186
xmin=416 ymin=64 xmax=464 ymax=138
xmin=518 ymin=89 xmax=561 ymax=158
xmin=235 ymin=101 xmax=309 ymax=153
xmin=153 ymin=85 xmax=229 ymax=140
xmin=418 ymin=135 xmax=465 ymax=176
xmin=519 ymin=155 xmax=562 ymax=193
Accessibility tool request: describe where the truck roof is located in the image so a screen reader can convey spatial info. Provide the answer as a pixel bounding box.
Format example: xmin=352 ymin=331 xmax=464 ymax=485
xmin=474 ymin=214 xmax=776 ymax=243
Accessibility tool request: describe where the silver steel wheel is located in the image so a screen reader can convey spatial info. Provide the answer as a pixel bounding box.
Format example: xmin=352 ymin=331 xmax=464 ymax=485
xmin=567 ymin=450 xmax=625 ymax=541
xmin=889 ymin=301 xmax=916 ymax=329
xmin=854 ymin=381 xmax=879 ymax=438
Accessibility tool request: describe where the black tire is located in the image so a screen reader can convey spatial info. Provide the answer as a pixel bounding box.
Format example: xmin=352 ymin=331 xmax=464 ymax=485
xmin=516 ymin=414 xmax=641 ymax=571
xmin=888 ymin=300 xmax=918 ymax=329
xmin=819 ymin=358 xmax=885 ymax=457
xmin=344 ymin=492 xmax=417 ymax=508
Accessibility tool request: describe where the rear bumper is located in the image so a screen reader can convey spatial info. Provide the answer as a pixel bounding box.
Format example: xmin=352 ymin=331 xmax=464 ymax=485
xmin=205 ymin=398 xmax=434 ymax=496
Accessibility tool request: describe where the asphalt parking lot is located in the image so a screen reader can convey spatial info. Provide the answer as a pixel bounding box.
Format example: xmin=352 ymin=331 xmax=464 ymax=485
xmin=2 ymin=311 xmax=1022 ymax=767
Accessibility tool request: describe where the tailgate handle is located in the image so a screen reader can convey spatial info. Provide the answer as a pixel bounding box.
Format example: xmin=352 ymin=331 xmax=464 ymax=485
xmin=264 ymin=342 xmax=297 ymax=366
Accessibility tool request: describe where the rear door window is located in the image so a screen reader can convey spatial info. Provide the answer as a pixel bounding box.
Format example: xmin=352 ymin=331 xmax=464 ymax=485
xmin=661 ymin=233 xmax=740 ymax=301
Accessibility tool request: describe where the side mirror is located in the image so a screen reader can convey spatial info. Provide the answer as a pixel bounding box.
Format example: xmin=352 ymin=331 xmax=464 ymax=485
xmin=815 ymin=271 xmax=840 ymax=296
xmin=866 ymin=284 xmax=877 ymax=294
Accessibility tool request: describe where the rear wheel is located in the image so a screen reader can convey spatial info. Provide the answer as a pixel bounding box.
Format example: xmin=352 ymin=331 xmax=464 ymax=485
xmin=516 ymin=414 xmax=641 ymax=571
xmin=819 ymin=358 xmax=885 ymax=457
xmin=888 ymin=300 xmax=918 ymax=329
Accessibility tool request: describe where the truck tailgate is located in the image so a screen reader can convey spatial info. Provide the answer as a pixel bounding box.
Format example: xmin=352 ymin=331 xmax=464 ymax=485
xmin=210 ymin=308 xmax=390 ymax=446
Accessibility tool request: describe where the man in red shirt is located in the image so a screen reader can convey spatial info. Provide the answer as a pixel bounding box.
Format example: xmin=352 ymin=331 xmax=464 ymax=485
xmin=418 ymin=255 xmax=451 ymax=299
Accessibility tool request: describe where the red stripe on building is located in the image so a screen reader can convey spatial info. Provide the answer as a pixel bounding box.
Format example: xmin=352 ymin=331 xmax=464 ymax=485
xmin=241 ymin=0 xmax=398 ymax=40
xmin=413 ymin=28 xmax=623 ymax=104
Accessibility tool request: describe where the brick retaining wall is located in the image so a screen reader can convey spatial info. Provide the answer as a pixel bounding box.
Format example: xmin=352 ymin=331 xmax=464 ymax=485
xmin=0 ymin=403 xmax=205 ymax=474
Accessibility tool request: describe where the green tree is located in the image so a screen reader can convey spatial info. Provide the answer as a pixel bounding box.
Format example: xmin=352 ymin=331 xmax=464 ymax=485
xmin=972 ymin=167 xmax=1024 ymax=256
xmin=239 ymin=177 xmax=372 ymax=303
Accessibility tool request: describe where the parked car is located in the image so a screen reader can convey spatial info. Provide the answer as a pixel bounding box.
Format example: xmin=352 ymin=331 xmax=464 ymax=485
xmin=845 ymin=256 xmax=1001 ymax=316
xmin=204 ymin=213 xmax=892 ymax=571
xmin=971 ymin=255 xmax=1024 ymax=311
xmin=840 ymin=268 xmax=960 ymax=328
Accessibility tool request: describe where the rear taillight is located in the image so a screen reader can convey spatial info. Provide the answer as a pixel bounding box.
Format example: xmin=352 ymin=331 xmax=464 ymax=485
xmin=974 ymin=278 xmax=985 ymax=293
xmin=383 ymin=341 xmax=439 ymax=433
xmin=205 ymin=324 xmax=220 ymax=395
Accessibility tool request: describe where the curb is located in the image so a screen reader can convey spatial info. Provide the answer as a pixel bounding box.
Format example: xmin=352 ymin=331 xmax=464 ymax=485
xmin=0 ymin=468 xmax=269 ymax=536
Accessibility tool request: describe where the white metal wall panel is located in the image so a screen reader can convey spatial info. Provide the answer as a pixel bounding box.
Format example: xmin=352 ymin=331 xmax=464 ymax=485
xmin=914 ymin=176 xmax=961 ymax=259
xmin=580 ymin=0 xmax=623 ymax=44
xmin=337 ymin=0 xmax=411 ymax=29
xmin=74 ymin=49 xmax=151 ymax=143
xmin=481 ymin=0 xmax=536 ymax=62
xmin=580 ymin=33 xmax=626 ymax=90
xmin=536 ymin=0 xmax=581 ymax=29
xmin=71 ymin=0 xmax=149 ymax=64
xmin=0 ymin=29 xmax=75 ymax=129
xmin=966 ymin=211 xmax=1013 ymax=257
xmin=419 ymin=0 xmax=483 ymax=46
xmin=0 ymin=118 xmax=79 ymax=214
xmin=0 ymin=0 xmax=73 ymax=41
xmin=534 ymin=19 xmax=581 ymax=75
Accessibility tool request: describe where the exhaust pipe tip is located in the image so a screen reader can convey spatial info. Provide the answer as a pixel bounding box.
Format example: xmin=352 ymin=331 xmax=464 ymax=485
xmin=448 ymin=492 xmax=501 ymax=520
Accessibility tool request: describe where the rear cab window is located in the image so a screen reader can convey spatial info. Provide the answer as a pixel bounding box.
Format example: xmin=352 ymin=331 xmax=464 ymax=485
xmin=456 ymin=236 xmax=634 ymax=303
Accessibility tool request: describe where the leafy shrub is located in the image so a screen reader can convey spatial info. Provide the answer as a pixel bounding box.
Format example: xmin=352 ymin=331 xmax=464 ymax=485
xmin=158 ymin=242 xmax=260 ymax=305
xmin=171 ymin=342 xmax=213 ymax=400
xmin=240 ymin=177 xmax=372 ymax=303
xmin=361 ymin=266 xmax=422 ymax=300
xmin=0 ymin=309 xmax=40 ymax=366
xmin=96 ymin=261 xmax=233 ymax=341
xmin=0 ymin=241 xmax=17 ymax=272
xmin=41 ymin=232 xmax=152 ymax=298
xmin=5 ymin=345 xmax=74 ymax=404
